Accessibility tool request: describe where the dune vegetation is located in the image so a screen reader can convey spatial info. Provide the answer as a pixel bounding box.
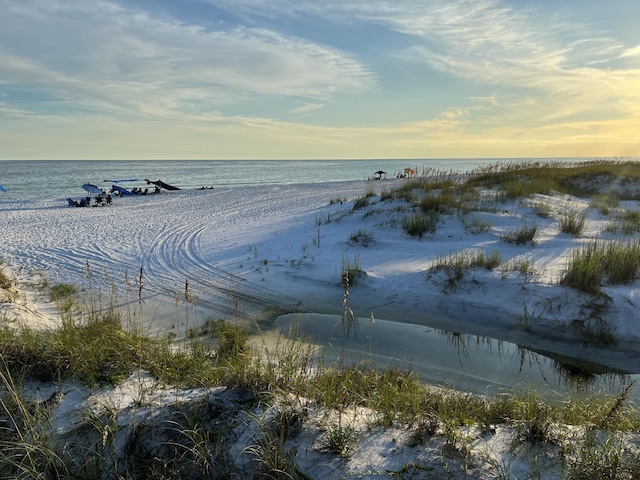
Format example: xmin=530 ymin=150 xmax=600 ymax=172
xmin=2 ymin=159 xmax=640 ymax=478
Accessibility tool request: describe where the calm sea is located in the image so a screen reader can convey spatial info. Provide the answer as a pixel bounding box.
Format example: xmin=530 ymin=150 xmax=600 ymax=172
xmin=0 ymin=157 xmax=595 ymax=202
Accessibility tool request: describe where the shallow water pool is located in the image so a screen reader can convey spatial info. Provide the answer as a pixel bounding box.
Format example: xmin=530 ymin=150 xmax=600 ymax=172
xmin=276 ymin=313 xmax=640 ymax=402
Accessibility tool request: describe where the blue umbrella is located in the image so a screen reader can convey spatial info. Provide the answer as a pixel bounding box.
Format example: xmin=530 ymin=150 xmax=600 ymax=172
xmin=82 ymin=183 xmax=102 ymax=195
xmin=103 ymin=179 xmax=138 ymax=183
xmin=0 ymin=184 xmax=6 ymax=193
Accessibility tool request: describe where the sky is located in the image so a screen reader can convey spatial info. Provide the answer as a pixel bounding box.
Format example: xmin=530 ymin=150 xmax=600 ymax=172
xmin=1 ymin=0 xmax=639 ymax=160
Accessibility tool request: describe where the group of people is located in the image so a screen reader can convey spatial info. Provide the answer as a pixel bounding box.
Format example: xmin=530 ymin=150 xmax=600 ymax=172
xmin=129 ymin=187 xmax=158 ymax=195
xmin=66 ymin=194 xmax=112 ymax=207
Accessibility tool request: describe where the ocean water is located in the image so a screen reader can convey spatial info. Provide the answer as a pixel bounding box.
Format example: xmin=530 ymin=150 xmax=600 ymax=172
xmin=0 ymin=157 xmax=592 ymax=201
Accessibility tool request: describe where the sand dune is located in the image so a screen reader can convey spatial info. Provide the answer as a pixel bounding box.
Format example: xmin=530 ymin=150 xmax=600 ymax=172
xmin=2 ymin=178 xmax=640 ymax=375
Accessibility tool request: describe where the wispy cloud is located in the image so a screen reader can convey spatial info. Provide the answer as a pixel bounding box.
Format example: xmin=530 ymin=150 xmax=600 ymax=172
xmin=621 ymin=44 xmax=640 ymax=58
xmin=205 ymin=0 xmax=639 ymax=121
xmin=0 ymin=0 xmax=638 ymax=158
xmin=290 ymin=101 xmax=324 ymax=116
xmin=0 ymin=0 xmax=374 ymax=121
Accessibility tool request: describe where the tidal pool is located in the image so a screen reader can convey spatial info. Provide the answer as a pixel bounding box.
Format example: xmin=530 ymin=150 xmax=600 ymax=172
xmin=276 ymin=313 xmax=640 ymax=402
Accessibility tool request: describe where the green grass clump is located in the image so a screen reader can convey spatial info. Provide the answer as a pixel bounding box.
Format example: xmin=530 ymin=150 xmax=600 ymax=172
xmin=617 ymin=209 xmax=640 ymax=235
xmin=463 ymin=215 xmax=492 ymax=234
xmin=48 ymin=283 xmax=78 ymax=313
xmin=562 ymin=429 xmax=640 ymax=479
xmin=349 ymin=229 xmax=375 ymax=246
xmin=379 ymin=189 xmax=394 ymax=201
xmin=352 ymin=195 xmax=370 ymax=210
xmin=430 ymin=250 xmax=502 ymax=288
xmin=402 ymin=210 xmax=439 ymax=237
xmin=48 ymin=283 xmax=77 ymax=303
xmin=208 ymin=318 xmax=248 ymax=360
xmin=619 ymin=209 xmax=640 ymax=225
xmin=0 ymin=270 xmax=12 ymax=291
xmin=561 ymin=242 xmax=606 ymax=295
xmin=323 ymin=426 xmax=358 ymax=456
xmin=562 ymin=239 xmax=640 ymax=294
xmin=419 ymin=188 xmax=458 ymax=213
xmin=0 ymin=306 xmax=244 ymax=387
xmin=503 ymin=178 xmax=554 ymax=199
xmin=559 ymin=208 xmax=587 ymax=236
xmin=591 ymin=192 xmax=620 ymax=215
xmin=531 ymin=199 xmax=552 ymax=218
xmin=431 ymin=250 xmax=502 ymax=276
xmin=340 ymin=255 xmax=363 ymax=287
xmin=312 ymin=366 xmax=425 ymax=425
xmin=500 ymin=223 xmax=538 ymax=245
xmin=467 ymin=159 xmax=640 ymax=200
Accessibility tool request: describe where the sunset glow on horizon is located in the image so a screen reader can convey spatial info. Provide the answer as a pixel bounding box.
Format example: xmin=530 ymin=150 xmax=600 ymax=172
xmin=1 ymin=0 xmax=639 ymax=160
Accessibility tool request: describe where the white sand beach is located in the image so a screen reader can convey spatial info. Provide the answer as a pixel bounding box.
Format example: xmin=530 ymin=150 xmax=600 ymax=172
xmin=3 ymin=177 xmax=640 ymax=370
xmin=3 ymin=174 xmax=640 ymax=478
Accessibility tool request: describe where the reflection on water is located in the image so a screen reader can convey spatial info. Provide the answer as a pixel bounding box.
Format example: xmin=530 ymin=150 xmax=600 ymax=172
xmin=276 ymin=313 xmax=640 ymax=402
xmin=519 ymin=345 xmax=633 ymax=396
xmin=437 ymin=328 xmax=633 ymax=393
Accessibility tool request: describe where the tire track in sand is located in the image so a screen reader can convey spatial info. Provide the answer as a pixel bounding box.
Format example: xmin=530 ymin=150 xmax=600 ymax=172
xmin=135 ymin=192 xmax=294 ymax=319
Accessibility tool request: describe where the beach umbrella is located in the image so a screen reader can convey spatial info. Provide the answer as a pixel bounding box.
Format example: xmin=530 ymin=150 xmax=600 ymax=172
xmin=103 ymin=179 xmax=138 ymax=183
xmin=375 ymin=170 xmax=386 ymax=176
xmin=404 ymin=167 xmax=415 ymax=176
xmin=0 ymin=184 xmax=6 ymax=193
xmin=82 ymin=183 xmax=102 ymax=195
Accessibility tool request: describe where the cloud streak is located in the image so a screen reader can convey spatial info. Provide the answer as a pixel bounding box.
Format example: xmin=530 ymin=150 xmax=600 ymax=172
xmin=0 ymin=0 xmax=638 ymax=159
xmin=0 ymin=0 xmax=374 ymax=119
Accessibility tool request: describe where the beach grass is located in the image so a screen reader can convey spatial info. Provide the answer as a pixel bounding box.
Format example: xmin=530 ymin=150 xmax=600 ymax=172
xmin=340 ymin=254 xmax=362 ymax=287
xmin=558 ymin=207 xmax=588 ymax=235
xmin=391 ymin=160 xmax=640 ymax=296
xmin=562 ymin=238 xmax=640 ymax=294
xmin=402 ymin=210 xmax=439 ymax=237
xmin=610 ymin=208 xmax=640 ymax=235
xmin=500 ymin=222 xmax=538 ymax=245
xmin=429 ymin=249 xmax=503 ymax=288
xmin=465 ymin=159 xmax=640 ymax=199
xmin=0 ymin=270 xmax=12 ymax=292
xmin=2 ymin=289 xmax=640 ymax=478
xmin=3 ymin=158 xmax=640 ymax=477
xmin=386 ymin=159 xmax=640 ymax=246
xmin=591 ymin=191 xmax=621 ymax=214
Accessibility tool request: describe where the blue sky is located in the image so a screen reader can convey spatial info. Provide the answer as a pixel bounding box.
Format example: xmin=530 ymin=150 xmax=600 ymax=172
xmin=1 ymin=0 xmax=639 ymax=160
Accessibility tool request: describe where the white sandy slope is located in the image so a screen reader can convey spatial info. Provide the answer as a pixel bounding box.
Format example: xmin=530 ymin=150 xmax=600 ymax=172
xmin=3 ymin=178 xmax=640 ymax=370
xmin=15 ymin=370 xmax=573 ymax=479
xmin=3 ymin=177 xmax=640 ymax=478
